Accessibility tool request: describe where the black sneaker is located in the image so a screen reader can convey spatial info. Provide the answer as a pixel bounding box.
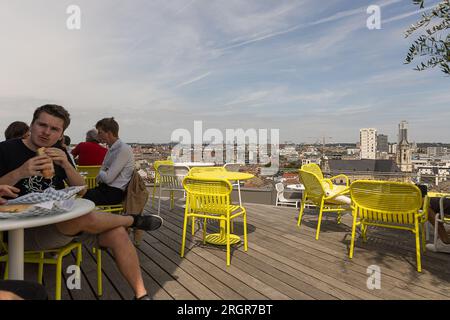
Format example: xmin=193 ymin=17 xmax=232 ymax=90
xmin=131 ymin=214 xmax=163 ymax=231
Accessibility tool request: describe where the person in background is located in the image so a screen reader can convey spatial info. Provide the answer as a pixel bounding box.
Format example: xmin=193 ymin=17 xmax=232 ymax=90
xmin=71 ymin=129 xmax=107 ymax=166
xmin=60 ymin=135 xmax=76 ymax=166
xmin=63 ymin=135 xmax=72 ymax=152
xmin=4 ymin=121 xmax=30 ymax=141
xmin=83 ymin=118 xmax=133 ymax=206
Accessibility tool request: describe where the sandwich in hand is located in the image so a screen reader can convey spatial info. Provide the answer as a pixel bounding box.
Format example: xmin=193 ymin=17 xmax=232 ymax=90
xmin=36 ymin=147 xmax=55 ymax=179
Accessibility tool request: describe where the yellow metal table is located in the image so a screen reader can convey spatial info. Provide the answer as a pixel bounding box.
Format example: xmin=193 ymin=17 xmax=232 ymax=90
xmin=190 ymin=171 xmax=254 ymax=246
xmin=428 ymin=192 xmax=450 ymax=198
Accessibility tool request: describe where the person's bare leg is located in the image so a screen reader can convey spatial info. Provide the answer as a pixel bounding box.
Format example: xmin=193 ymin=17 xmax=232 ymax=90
xmin=55 ymin=211 xmax=134 ymax=236
xmin=428 ymin=208 xmax=450 ymax=244
xmin=98 ymin=227 xmax=147 ymax=298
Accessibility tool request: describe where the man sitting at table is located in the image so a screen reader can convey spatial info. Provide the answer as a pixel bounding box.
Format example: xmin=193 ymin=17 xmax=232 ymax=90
xmin=0 ymin=104 xmax=161 ymax=300
xmin=82 ymin=117 xmax=132 ymax=206
xmin=426 ymin=197 xmax=450 ymax=253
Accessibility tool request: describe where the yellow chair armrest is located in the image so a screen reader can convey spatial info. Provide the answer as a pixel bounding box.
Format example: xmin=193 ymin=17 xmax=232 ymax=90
xmin=324 ymin=186 xmax=350 ymax=200
xmin=323 ymin=179 xmax=334 ymax=189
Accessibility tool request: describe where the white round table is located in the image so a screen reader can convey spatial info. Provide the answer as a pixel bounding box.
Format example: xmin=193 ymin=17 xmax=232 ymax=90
xmin=173 ymin=162 xmax=216 ymax=168
xmin=287 ymin=184 xmax=305 ymax=191
xmin=0 ymin=198 xmax=95 ymax=280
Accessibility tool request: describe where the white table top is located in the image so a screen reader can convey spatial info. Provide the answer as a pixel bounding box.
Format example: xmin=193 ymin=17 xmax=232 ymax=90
xmin=286 ymin=184 xmax=305 ymax=191
xmin=0 ymin=198 xmax=95 ymax=232
xmin=174 ymin=162 xmax=216 ymax=167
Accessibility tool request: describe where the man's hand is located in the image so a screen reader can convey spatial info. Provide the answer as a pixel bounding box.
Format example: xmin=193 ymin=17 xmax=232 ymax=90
xmin=44 ymin=148 xmax=69 ymax=168
xmin=19 ymin=156 xmax=54 ymax=179
xmin=0 ymin=185 xmax=20 ymax=204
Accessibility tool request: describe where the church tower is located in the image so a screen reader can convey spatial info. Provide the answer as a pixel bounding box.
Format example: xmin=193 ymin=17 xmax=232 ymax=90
xmin=396 ymin=121 xmax=412 ymax=172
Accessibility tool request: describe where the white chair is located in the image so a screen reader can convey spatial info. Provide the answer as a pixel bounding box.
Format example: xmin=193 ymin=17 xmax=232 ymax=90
xmin=432 ymin=195 xmax=450 ymax=248
xmin=275 ymin=183 xmax=301 ymax=208
xmin=157 ymin=164 xmax=190 ymax=215
xmin=223 ymin=163 xmax=242 ymax=172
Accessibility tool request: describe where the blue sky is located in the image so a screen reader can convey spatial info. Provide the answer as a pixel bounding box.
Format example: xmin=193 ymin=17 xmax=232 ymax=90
xmin=0 ymin=0 xmax=448 ymax=144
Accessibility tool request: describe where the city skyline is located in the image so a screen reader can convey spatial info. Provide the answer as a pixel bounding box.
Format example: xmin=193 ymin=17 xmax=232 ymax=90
xmin=0 ymin=0 xmax=449 ymax=144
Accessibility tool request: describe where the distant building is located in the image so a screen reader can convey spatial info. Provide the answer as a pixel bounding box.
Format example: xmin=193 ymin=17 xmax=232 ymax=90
xmin=360 ymin=128 xmax=377 ymax=160
xmin=301 ymin=158 xmax=320 ymax=166
xmin=377 ymin=134 xmax=389 ymax=153
xmin=396 ymin=121 xmax=412 ymax=172
xmin=389 ymin=143 xmax=397 ymax=154
xmin=427 ymin=147 xmax=447 ymax=157
xmin=417 ymin=165 xmax=450 ymax=185
xmin=346 ymin=148 xmax=360 ymax=155
xmin=327 ymin=159 xmax=406 ymax=183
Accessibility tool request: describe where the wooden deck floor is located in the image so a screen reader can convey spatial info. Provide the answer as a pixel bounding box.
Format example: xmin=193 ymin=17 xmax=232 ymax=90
xmin=20 ymin=200 xmax=450 ymax=300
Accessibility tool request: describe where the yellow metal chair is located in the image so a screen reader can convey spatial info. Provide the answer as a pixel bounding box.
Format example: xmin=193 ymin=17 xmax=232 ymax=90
xmin=0 ymin=234 xmax=83 ymax=300
xmin=349 ymin=180 xmax=425 ymax=272
xmin=157 ymin=164 xmax=189 ymax=215
xmin=181 ymin=176 xmax=248 ymax=266
xmin=189 ymin=166 xmax=225 ymax=175
xmin=151 ymin=160 xmax=174 ymax=208
xmin=297 ymin=168 xmax=350 ymax=240
xmin=92 ymin=204 xmax=125 ymax=297
xmin=301 ymin=163 xmax=349 ymax=193
xmin=188 ymin=167 xmax=228 ymax=234
xmin=76 ymin=165 xmax=101 ymax=189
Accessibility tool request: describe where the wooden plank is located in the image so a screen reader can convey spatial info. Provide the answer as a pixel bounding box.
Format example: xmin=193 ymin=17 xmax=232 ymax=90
xmin=142 ymin=232 xmax=244 ymax=299
xmin=160 ymin=205 xmax=368 ymax=299
xmin=143 ymin=199 xmax=450 ymax=300
xmin=80 ymin=246 xmax=123 ymax=300
xmin=249 ymin=205 xmax=450 ymax=298
xmin=165 ymin=202 xmax=412 ymax=298
xmin=96 ymin=248 xmax=135 ymax=299
xmin=135 ymin=243 xmax=197 ymax=300
xmin=152 ymin=221 xmax=267 ymax=299
xmin=61 ymin=247 xmax=97 ymax=300
xmin=137 ymin=238 xmax=220 ymax=299
xmin=158 ymin=208 xmax=295 ymax=299
xmin=41 ymin=260 xmax=71 ymax=300
xmin=248 ymin=209 xmax=419 ymax=295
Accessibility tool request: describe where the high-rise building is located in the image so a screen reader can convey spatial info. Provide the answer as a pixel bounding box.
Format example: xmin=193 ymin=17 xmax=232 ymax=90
xmin=377 ymin=134 xmax=389 ymax=153
xmin=396 ymin=120 xmax=412 ymax=172
xmin=360 ymin=128 xmax=377 ymax=159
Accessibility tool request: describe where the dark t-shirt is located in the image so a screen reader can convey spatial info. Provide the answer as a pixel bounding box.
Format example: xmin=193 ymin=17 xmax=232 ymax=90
xmin=0 ymin=139 xmax=70 ymax=197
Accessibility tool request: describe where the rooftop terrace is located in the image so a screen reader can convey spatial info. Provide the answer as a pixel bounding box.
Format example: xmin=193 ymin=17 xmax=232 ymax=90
xmin=19 ymin=194 xmax=450 ymax=300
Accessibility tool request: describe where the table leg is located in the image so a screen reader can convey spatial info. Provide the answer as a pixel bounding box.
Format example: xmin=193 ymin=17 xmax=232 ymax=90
xmin=8 ymin=229 xmax=24 ymax=280
xmin=205 ymin=220 xmax=240 ymax=245
xmin=237 ymin=181 xmax=242 ymax=206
